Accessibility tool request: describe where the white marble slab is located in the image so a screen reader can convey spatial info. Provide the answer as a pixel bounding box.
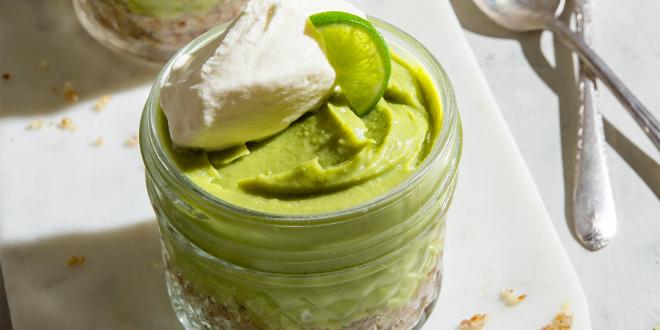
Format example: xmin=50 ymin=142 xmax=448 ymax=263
xmin=449 ymin=0 xmax=660 ymax=328
xmin=0 ymin=0 xmax=590 ymax=329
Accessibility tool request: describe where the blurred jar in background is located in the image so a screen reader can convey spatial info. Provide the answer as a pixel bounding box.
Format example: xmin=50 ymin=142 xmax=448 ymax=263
xmin=73 ymin=0 xmax=246 ymax=62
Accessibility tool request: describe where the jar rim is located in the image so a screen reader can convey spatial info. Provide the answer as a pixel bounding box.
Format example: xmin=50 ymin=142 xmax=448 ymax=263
xmin=139 ymin=16 xmax=461 ymax=225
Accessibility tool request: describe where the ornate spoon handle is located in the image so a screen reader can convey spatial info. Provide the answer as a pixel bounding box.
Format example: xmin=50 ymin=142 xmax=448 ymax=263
xmin=572 ymin=0 xmax=617 ymax=251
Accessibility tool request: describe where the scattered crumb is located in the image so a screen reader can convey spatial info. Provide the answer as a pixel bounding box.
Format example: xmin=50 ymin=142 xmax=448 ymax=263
xmin=40 ymin=59 xmax=48 ymax=69
xmin=93 ymin=94 xmax=112 ymax=112
xmin=63 ymin=81 xmax=79 ymax=102
xmin=26 ymin=119 xmax=44 ymax=131
xmin=2 ymin=73 xmax=10 ymax=80
xmin=66 ymin=256 xmax=86 ymax=267
xmin=541 ymin=306 xmax=573 ymax=330
xmin=57 ymin=117 xmax=78 ymax=131
xmin=500 ymin=288 xmax=527 ymax=306
xmin=459 ymin=314 xmax=487 ymax=330
xmin=125 ymin=135 xmax=138 ymax=148
xmin=91 ymin=136 xmax=104 ymax=147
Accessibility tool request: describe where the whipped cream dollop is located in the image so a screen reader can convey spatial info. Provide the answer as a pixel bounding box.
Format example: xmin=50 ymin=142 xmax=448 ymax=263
xmin=160 ymin=0 xmax=365 ymax=150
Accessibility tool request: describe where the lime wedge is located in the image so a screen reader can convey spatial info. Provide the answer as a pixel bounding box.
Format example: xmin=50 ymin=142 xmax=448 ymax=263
xmin=308 ymin=11 xmax=391 ymax=116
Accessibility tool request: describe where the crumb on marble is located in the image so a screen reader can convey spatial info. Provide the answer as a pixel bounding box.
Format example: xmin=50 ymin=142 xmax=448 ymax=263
xmin=94 ymin=94 xmax=112 ymax=112
xmin=91 ymin=136 xmax=104 ymax=147
xmin=40 ymin=59 xmax=48 ymax=69
xmin=26 ymin=119 xmax=44 ymax=131
xmin=2 ymin=73 xmax=10 ymax=80
xmin=541 ymin=306 xmax=573 ymax=330
xmin=63 ymin=81 xmax=79 ymax=102
xmin=66 ymin=256 xmax=86 ymax=267
xmin=125 ymin=134 xmax=138 ymax=148
xmin=459 ymin=313 xmax=487 ymax=330
xmin=500 ymin=288 xmax=527 ymax=306
xmin=58 ymin=117 xmax=78 ymax=131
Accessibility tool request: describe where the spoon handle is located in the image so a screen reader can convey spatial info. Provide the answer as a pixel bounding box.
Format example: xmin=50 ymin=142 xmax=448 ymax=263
xmin=548 ymin=19 xmax=660 ymax=151
xmin=572 ymin=0 xmax=617 ymax=251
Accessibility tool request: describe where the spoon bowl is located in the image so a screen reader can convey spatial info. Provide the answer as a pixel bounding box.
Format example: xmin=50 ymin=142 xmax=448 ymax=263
xmin=472 ymin=0 xmax=565 ymax=32
xmin=471 ymin=0 xmax=660 ymax=151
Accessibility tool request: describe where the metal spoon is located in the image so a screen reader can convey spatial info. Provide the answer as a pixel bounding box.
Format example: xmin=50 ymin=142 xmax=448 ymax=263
xmin=472 ymin=0 xmax=621 ymax=251
xmin=472 ymin=0 xmax=660 ymax=151
xmin=572 ymin=0 xmax=616 ymax=250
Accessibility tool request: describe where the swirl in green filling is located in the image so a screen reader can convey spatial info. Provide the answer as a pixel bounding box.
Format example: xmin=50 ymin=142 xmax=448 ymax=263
xmin=163 ymin=54 xmax=441 ymax=215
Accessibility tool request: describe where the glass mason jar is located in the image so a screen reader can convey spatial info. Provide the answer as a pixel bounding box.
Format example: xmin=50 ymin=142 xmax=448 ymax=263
xmin=72 ymin=0 xmax=246 ymax=62
xmin=140 ymin=18 xmax=462 ymax=330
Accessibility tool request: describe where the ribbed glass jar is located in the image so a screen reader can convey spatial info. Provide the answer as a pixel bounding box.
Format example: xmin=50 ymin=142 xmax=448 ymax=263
xmin=140 ymin=18 xmax=462 ymax=330
xmin=72 ymin=0 xmax=246 ymax=62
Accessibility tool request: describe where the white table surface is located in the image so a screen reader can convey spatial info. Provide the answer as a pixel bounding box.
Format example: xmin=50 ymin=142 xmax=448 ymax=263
xmin=450 ymin=0 xmax=660 ymax=329
xmin=0 ymin=0 xmax=656 ymax=329
xmin=2 ymin=1 xmax=593 ymax=329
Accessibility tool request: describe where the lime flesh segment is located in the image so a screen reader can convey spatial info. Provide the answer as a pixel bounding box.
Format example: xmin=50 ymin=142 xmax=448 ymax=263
xmin=308 ymin=11 xmax=391 ymax=116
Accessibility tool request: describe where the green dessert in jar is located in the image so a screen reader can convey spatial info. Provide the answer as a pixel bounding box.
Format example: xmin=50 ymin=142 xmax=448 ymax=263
xmin=73 ymin=0 xmax=246 ymax=62
xmin=140 ymin=0 xmax=462 ymax=328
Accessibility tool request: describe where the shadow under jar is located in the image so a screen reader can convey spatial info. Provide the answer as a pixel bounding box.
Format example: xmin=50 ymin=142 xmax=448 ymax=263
xmin=140 ymin=18 xmax=462 ymax=330
xmin=72 ymin=0 xmax=246 ymax=62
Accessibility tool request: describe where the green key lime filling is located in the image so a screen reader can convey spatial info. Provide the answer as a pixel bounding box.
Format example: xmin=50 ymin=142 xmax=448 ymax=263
xmin=159 ymin=53 xmax=439 ymax=215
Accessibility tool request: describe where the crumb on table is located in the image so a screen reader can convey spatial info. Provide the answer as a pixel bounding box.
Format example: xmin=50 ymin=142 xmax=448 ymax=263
xmin=500 ymin=288 xmax=527 ymax=306
xmin=63 ymin=81 xmax=79 ymax=102
xmin=40 ymin=59 xmax=48 ymax=69
xmin=125 ymin=135 xmax=138 ymax=148
xmin=26 ymin=119 xmax=44 ymax=131
xmin=92 ymin=136 xmax=104 ymax=147
xmin=2 ymin=73 xmax=10 ymax=80
xmin=94 ymin=94 xmax=112 ymax=112
xmin=66 ymin=256 xmax=86 ymax=267
xmin=541 ymin=309 xmax=573 ymax=330
xmin=459 ymin=313 xmax=487 ymax=330
xmin=58 ymin=117 xmax=78 ymax=131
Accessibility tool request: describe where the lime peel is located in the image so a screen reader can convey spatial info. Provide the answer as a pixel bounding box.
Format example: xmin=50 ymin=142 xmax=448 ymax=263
xmin=308 ymin=11 xmax=391 ymax=116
